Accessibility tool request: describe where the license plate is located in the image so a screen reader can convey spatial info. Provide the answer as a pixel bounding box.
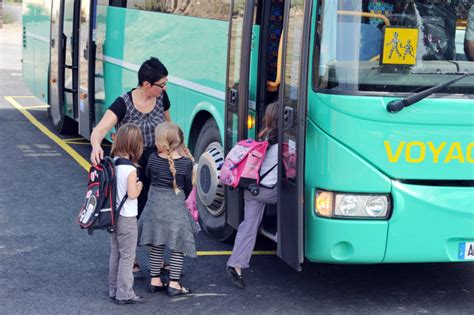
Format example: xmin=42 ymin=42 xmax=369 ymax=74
xmin=459 ymin=242 xmax=474 ymax=260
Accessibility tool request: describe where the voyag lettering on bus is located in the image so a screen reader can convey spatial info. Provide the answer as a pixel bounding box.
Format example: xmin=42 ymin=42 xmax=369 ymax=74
xmin=384 ymin=141 xmax=474 ymax=163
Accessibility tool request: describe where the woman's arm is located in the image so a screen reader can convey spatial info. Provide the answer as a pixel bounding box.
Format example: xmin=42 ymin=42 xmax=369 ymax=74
xmin=164 ymin=110 xmax=171 ymax=122
xmin=89 ymin=110 xmax=118 ymax=164
xmin=127 ymin=170 xmax=143 ymax=199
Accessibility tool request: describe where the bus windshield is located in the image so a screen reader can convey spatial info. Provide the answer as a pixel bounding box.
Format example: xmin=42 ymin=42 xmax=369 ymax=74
xmin=316 ymin=0 xmax=474 ymax=94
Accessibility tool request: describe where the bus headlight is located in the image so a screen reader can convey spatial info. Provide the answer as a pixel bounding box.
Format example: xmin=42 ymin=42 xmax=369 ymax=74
xmin=315 ymin=190 xmax=390 ymax=219
xmin=335 ymin=194 xmax=361 ymax=216
xmin=365 ymin=195 xmax=388 ymax=217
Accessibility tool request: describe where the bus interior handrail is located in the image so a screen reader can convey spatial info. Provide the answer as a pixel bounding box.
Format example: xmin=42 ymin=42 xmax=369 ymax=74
xmin=267 ymin=31 xmax=283 ymax=92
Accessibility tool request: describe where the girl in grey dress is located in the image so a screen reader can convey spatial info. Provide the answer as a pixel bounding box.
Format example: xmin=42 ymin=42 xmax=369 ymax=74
xmin=138 ymin=122 xmax=198 ymax=297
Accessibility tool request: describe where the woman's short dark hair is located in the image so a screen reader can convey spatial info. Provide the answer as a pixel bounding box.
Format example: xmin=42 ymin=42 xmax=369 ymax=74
xmin=138 ymin=57 xmax=168 ymax=86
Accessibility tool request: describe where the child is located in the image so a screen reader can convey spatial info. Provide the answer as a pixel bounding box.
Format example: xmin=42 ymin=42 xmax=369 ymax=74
xmin=226 ymin=102 xmax=279 ymax=289
xmin=108 ymin=124 xmax=146 ymax=305
xmin=138 ymin=122 xmax=199 ymax=297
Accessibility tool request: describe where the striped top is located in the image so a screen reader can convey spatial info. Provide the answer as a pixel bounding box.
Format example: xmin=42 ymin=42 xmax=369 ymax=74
xmin=146 ymin=152 xmax=194 ymax=198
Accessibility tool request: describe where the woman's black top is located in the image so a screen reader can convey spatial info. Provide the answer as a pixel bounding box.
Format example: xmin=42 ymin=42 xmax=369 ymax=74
xmin=109 ymin=90 xmax=170 ymax=148
xmin=146 ymin=152 xmax=194 ymax=198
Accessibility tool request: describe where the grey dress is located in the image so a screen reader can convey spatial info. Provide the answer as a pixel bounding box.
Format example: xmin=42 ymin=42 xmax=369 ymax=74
xmin=138 ymin=154 xmax=199 ymax=257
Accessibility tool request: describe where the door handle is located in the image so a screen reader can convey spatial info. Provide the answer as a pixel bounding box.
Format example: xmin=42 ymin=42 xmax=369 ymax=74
xmin=284 ymin=106 xmax=294 ymax=129
xmin=229 ymin=88 xmax=238 ymax=107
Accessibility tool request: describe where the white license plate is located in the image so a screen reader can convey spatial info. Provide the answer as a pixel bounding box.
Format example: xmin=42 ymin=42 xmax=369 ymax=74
xmin=459 ymin=242 xmax=474 ymax=260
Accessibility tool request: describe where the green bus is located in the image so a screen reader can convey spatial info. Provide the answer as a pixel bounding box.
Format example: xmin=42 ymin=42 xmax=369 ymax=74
xmin=22 ymin=0 xmax=474 ymax=270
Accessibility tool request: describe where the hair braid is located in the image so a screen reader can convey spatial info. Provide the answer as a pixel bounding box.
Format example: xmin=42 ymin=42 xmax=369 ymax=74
xmin=167 ymin=151 xmax=180 ymax=194
xmin=181 ymin=146 xmax=197 ymax=186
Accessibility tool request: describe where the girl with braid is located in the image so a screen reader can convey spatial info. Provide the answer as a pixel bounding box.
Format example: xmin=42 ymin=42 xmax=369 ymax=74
xmin=138 ymin=122 xmax=198 ymax=297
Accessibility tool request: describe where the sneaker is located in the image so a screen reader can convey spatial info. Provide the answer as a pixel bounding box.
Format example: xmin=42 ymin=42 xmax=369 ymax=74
xmin=226 ymin=266 xmax=245 ymax=289
xmin=115 ymin=295 xmax=146 ymax=305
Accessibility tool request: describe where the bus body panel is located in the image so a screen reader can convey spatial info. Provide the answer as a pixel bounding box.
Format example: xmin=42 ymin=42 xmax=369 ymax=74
xmin=22 ymin=0 xmax=51 ymax=103
xmin=96 ymin=6 xmax=228 ymax=141
xmin=304 ymin=119 xmax=389 ymax=263
xmin=308 ymin=93 xmax=474 ymax=181
xmin=384 ymin=182 xmax=474 ymax=262
xmin=185 ymin=95 xmax=225 ymax=145
xmin=305 ymin=119 xmax=392 ymax=193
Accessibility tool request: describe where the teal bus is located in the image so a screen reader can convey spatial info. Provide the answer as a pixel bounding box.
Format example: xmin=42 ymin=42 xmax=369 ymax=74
xmin=22 ymin=0 xmax=474 ymax=270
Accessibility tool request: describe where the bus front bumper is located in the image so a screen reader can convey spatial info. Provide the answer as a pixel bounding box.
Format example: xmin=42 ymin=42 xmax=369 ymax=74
xmin=305 ymin=182 xmax=474 ymax=263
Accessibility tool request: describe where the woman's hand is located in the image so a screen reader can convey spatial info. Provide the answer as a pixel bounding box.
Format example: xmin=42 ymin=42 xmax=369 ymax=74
xmin=90 ymin=145 xmax=104 ymax=165
xmin=89 ymin=109 xmax=118 ymax=165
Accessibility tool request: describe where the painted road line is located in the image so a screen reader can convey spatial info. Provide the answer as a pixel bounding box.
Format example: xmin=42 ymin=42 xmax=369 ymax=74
xmin=23 ymin=105 xmax=51 ymax=110
xmin=7 ymin=96 xmax=275 ymax=257
xmin=197 ymin=251 xmax=276 ymax=256
xmin=5 ymin=96 xmax=91 ymax=172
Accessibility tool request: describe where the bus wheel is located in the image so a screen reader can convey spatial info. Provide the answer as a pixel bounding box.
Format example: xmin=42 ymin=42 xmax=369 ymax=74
xmin=53 ymin=115 xmax=78 ymax=135
xmin=48 ymin=106 xmax=77 ymax=134
xmin=194 ymin=119 xmax=234 ymax=241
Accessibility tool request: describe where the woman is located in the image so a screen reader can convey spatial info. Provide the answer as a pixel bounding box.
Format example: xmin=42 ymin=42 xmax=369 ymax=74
xmin=90 ymin=56 xmax=171 ymax=276
xmin=226 ymin=102 xmax=279 ymax=289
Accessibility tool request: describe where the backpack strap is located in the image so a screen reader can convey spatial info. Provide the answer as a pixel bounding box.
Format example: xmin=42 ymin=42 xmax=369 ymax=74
xmin=115 ymin=158 xmax=136 ymax=167
xmin=116 ymin=195 xmax=128 ymax=212
xmin=260 ymin=163 xmax=278 ymax=181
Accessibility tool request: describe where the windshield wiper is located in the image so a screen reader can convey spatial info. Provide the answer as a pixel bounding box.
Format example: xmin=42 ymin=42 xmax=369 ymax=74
xmin=386 ymin=73 xmax=471 ymax=113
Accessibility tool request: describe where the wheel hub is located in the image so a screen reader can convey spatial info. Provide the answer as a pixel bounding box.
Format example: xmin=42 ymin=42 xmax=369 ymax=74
xmin=196 ymin=142 xmax=225 ymax=217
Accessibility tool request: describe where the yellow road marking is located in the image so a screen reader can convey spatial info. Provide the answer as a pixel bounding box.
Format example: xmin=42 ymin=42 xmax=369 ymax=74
xmin=197 ymin=251 xmax=275 ymax=256
xmin=5 ymin=96 xmax=91 ymax=172
xmin=6 ymin=96 xmax=276 ymax=257
xmin=23 ymin=105 xmax=51 ymax=110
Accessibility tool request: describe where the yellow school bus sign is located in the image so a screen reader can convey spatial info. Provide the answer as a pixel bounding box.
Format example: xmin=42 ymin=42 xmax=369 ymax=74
xmin=382 ymin=27 xmax=419 ymax=65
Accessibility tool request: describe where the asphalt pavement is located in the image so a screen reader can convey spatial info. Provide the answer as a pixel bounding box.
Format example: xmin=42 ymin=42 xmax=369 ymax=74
xmin=0 ymin=26 xmax=473 ymax=315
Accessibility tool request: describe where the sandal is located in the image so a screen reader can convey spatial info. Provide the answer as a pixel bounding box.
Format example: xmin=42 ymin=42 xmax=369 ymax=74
xmin=167 ymin=284 xmax=191 ymax=297
xmin=149 ymin=281 xmax=169 ymax=293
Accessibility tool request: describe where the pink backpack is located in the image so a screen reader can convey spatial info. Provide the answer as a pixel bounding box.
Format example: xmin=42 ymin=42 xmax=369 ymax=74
xmin=220 ymin=139 xmax=269 ymax=191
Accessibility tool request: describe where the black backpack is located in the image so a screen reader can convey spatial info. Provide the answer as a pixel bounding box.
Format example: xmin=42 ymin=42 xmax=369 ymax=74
xmin=76 ymin=157 xmax=135 ymax=235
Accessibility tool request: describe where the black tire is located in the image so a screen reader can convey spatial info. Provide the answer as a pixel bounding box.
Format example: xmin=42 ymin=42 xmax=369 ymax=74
xmin=194 ymin=118 xmax=235 ymax=241
xmin=48 ymin=103 xmax=78 ymax=135
xmin=55 ymin=114 xmax=78 ymax=134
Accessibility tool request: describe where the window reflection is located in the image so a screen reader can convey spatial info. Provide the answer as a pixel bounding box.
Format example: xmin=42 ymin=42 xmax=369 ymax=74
xmin=316 ymin=0 xmax=474 ymax=94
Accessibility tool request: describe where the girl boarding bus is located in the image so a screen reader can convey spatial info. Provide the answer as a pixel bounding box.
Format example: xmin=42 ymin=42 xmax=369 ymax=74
xmin=22 ymin=0 xmax=474 ymax=270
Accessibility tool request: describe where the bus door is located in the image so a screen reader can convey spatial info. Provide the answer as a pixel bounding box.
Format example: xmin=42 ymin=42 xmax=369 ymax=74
xmin=224 ymin=0 xmax=259 ymax=228
xmin=50 ymin=0 xmax=94 ymax=135
xmin=275 ymin=0 xmax=312 ymax=271
xmin=77 ymin=0 xmax=95 ymax=139
xmin=225 ymin=0 xmax=310 ymax=271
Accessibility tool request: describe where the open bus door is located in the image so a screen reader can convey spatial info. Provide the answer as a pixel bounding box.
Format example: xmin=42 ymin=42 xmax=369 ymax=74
xmin=274 ymin=0 xmax=312 ymax=272
xmin=224 ymin=0 xmax=258 ymax=229
xmin=49 ymin=0 xmax=95 ymax=138
xmin=225 ymin=0 xmax=311 ymax=271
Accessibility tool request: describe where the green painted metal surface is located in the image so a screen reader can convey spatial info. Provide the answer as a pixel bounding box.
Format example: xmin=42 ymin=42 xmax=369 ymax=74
xmin=96 ymin=6 xmax=229 ymax=141
xmin=22 ymin=0 xmax=51 ymax=103
xmin=304 ymin=1 xmax=474 ymax=263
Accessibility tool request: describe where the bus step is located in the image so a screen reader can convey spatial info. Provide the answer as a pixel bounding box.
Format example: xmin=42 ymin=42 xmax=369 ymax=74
xmin=259 ymin=227 xmax=277 ymax=243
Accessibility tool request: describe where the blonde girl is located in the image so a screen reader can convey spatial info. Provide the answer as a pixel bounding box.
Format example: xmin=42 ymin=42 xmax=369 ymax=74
xmin=108 ymin=124 xmax=146 ymax=305
xmin=138 ymin=122 xmax=198 ymax=297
